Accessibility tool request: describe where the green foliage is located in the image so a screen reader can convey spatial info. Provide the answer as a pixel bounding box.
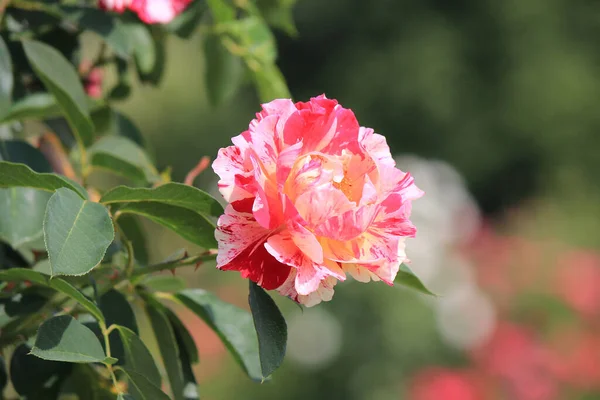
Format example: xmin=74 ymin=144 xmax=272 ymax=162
xmin=248 ymin=281 xmax=287 ymax=379
xmin=394 ymin=264 xmax=437 ymax=296
xmin=44 ymin=188 xmax=114 ymax=276
xmin=0 ymin=1 xmax=434 ymax=398
xmin=31 ymin=316 xmax=107 ymax=363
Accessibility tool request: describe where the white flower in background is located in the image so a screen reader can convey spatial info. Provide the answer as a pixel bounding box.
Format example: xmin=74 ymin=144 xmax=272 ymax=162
xmin=395 ymin=155 xmax=495 ymax=350
xmin=286 ymin=308 xmax=343 ymax=368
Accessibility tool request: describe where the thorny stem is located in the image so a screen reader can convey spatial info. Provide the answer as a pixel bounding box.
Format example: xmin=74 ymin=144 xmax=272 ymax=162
xmin=130 ymin=252 xmax=217 ymax=280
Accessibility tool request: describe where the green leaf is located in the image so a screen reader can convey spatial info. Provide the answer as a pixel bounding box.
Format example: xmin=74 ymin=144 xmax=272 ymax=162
xmin=257 ymin=0 xmax=298 ymax=36
xmin=395 ymin=264 xmax=436 ymax=296
xmin=0 ymin=356 xmax=6 ymax=392
xmin=31 ymin=315 xmax=106 ymax=363
xmin=0 ymin=37 xmax=13 ymax=120
xmin=252 ymin=63 xmax=291 ymax=102
xmin=60 ymin=364 xmax=116 ymax=400
xmin=0 ymin=161 xmax=88 ymax=198
xmin=116 ymin=326 xmax=161 ymax=383
xmin=146 ymin=298 xmax=186 ymax=400
xmin=48 ymin=278 xmax=104 ymax=322
xmin=204 ymin=34 xmax=244 ymax=106
xmin=248 ymin=281 xmax=287 ymax=378
xmin=119 ymin=368 xmax=171 ymax=400
xmin=207 ymin=0 xmax=236 ymax=22
xmin=92 ymin=107 xmax=148 ymax=149
xmin=117 ymin=215 xmax=149 ymax=265
xmin=120 ymin=368 xmax=170 ymax=400
xmin=173 ymin=289 xmax=262 ymax=381
xmin=61 ymin=6 xmax=131 ymax=58
xmin=171 ymin=320 xmax=200 ymax=399
xmin=100 ymin=289 xmax=139 ymax=334
xmin=22 ymin=40 xmax=94 ymax=148
xmin=10 ymin=343 xmax=72 ymax=398
xmin=144 ymin=275 xmax=186 ymax=292
xmin=166 ymin=0 xmax=206 ymax=38
xmin=0 ymin=139 xmax=52 ymax=172
xmin=44 ymin=188 xmax=114 ymax=276
xmin=129 ymin=25 xmax=166 ymax=85
xmin=101 ymin=183 xmax=223 ymax=220
xmin=223 ymin=17 xmax=277 ymax=65
xmin=164 ymin=307 xmax=199 ymax=365
xmin=118 ymin=395 xmax=136 ymax=400
xmin=0 ymin=267 xmax=49 ymax=284
xmin=116 ymin=202 xmax=217 ymax=248
xmin=0 ymin=188 xmax=51 ymax=248
xmin=129 ymin=24 xmax=155 ymax=77
xmin=0 ymin=93 xmax=62 ymax=123
xmin=89 ymin=136 xmax=159 ymax=184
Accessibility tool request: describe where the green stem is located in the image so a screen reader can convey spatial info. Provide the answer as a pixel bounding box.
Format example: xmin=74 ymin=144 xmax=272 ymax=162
xmin=130 ymin=253 xmax=216 ymax=280
xmin=100 ymin=320 xmax=121 ymax=393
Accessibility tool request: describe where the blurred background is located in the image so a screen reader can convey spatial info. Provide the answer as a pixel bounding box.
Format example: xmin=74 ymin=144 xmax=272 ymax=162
xmin=110 ymin=0 xmax=600 ymax=398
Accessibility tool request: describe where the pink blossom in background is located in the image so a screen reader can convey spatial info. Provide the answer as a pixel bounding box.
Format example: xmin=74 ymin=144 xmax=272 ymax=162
xmin=98 ymin=0 xmax=191 ymax=24
xmin=408 ymin=368 xmax=485 ymax=400
xmin=212 ymin=95 xmax=423 ymax=306
xmin=555 ymin=250 xmax=600 ymax=317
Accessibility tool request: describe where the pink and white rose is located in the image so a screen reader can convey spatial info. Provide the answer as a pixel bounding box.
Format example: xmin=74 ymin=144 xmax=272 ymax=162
xmin=213 ymin=95 xmax=423 ymax=306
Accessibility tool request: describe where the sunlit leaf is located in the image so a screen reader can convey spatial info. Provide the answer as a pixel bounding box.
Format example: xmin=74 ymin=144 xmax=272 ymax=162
xmin=22 ymin=40 xmax=94 ymax=148
xmin=394 ymin=264 xmax=436 ymax=296
xmin=0 ymin=36 xmax=13 ymax=120
xmin=89 ymin=136 xmax=159 ymax=184
xmin=0 ymin=93 xmax=62 ymax=123
xmin=44 ymin=188 xmax=114 ymax=276
xmin=0 ymin=161 xmax=88 ymax=198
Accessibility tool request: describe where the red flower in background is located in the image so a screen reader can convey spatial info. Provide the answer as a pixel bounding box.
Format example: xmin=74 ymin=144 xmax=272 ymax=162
xmin=98 ymin=0 xmax=191 ymax=24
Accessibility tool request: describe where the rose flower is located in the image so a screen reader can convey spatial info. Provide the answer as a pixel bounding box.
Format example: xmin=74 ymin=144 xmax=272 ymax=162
xmin=213 ymin=95 xmax=423 ymax=306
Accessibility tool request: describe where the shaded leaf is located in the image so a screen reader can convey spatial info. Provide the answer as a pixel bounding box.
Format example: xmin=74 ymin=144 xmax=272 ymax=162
xmin=0 ymin=356 xmax=6 ymax=392
xmin=31 ymin=315 xmax=107 ymax=363
xmin=0 ymin=161 xmax=88 ymax=198
xmin=207 ymin=0 xmax=236 ymax=22
xmin=117 ymin=214 xmax=149 ymax=265
xmin=116 ymin=326 xmax=161 ymax=384
xmin=0 ymin=139 xmax=52 ymax=172
xmin=256 ymin=0 xmax=298 ymax=36
xmin=89 ymin=136 xmax=159 ymax=184
xmin=61 ymin=6 xmax=131 ymax=58
xmin=22 ymin=40 xmax=94 ymax=148
xmin=0 ymin=36 xmax=13 ymax=120
xmin=60 ymin=364 xmax=116 ymax=400
xmin=164 ymin=307 xmax=199 ymax=364
xmin=100 ymin=289 xmax=138 ymax=333
xmin=146 ymin=298 xmax=186 ymax=400
xmin=166 ymin=309 xmax=200 ymax=399
xmin=128 ymin=24 xmax=155 ymax=77
xmin=119 ymin=368 xmax=170 ymax=400
xmin=204 ymin=34 xmax=244 ymax=106
xmin=10 ymin=343 xmax=72 ymax=398
xmin=44 ymin=188 xmax=114 ymax=276
xmin=248 ymin=281 xmax=287 ymax=378
xmin=166 ymin=0 xmax=206 ymax=38
xmin=173 ymin=289 xmax=262 ymax=381
xmin=395 ymin=264 xmax=436 ymax=296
